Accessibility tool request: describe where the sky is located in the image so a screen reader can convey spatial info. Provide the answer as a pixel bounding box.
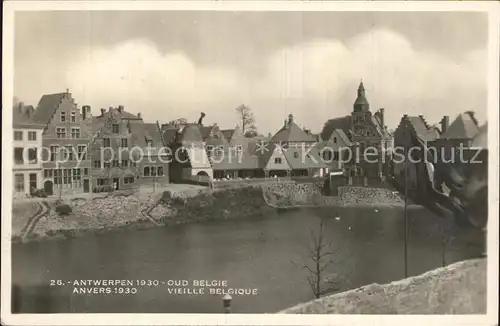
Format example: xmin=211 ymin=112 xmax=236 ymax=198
xmin=14 ymin=11 xmax=488 ymax=134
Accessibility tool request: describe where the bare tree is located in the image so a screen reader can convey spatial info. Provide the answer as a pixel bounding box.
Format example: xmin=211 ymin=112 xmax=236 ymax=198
xmin=296 ymin=217 xmax=347 ymax=299
xmin=235 ymin=104 xmax=257 ymax=136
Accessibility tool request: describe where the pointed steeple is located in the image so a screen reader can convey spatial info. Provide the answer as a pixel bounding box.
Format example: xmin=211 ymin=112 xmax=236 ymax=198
xmin=353 ymin=80 xmax=370 ymax=112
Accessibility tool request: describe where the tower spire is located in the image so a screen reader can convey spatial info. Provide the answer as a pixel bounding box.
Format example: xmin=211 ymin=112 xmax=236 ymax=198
xmin=353 ymin=79 xmax=369 ymax=112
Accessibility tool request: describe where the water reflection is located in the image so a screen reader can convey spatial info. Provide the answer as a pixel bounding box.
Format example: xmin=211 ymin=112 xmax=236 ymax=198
xmin=12 ymin=207 xmax=484 ymax=313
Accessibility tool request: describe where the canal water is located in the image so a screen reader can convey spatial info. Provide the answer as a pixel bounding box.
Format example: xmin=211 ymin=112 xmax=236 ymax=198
xmin=11 ymin=206 xmax=484 ymax=313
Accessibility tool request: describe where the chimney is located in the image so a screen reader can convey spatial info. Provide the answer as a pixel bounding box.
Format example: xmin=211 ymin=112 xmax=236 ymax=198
xmin=288 ymin=114 xmax=294 ymax=125
xmin=379 ymin=108 xmax=385 ymax=127
xmin=137 ymin=112 xmax=142 ymax=118
xmin=108 ymin=106 xmax=113 ymax=112
xmin=465 ymin=110 xmax=478 ymax=126
xmin=100 ymin=108 xmax=106 ymax=117
xmin=82 ymin=105 xmax=91 ymax=120
xmin=18 ymin=102 xmax=24 ymax=113
xmin=198 ymin=112 xmax=206 ymax=126
xmin=440 ymin=116 xmax=450 ymax=134
xmin=118 ymin=105 xmax=124 ymax=113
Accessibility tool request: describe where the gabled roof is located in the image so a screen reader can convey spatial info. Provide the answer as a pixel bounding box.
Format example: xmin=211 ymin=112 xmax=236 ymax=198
xmin=31 ymin=93 xmax=67 ymax=124
xmin=371 ymin=114 xmax=391 ymax=139
xmin=177 ymin=124 xmax=204 ymax=143
xmin=440 ymin=112 xmax=480 ymax=140
xmin=271 ymin=120 xmax=317 ymax=143
xmin=320 ymin=115 xmax=351 ymax=141
xmin=282 ymin=146 xmax=327 ymax=170
xmin=406 ymin=116 xmax=439 ymax=142
xmin=128 ymin=121 xmax=164 ymax=148
xmin=13 ymin=105 xmax=46 ymax=129
xmin=471 ymin=123 xmax=487 ymax=149
xmin=94 ymin=107 xmax=142 ymax=121
xmin=221 ymin=129 xmax=236 ymax=142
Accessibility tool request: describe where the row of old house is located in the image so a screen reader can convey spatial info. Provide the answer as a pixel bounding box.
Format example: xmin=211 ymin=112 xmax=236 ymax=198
xmin=12 ymin=82 xmax=486 ymax=199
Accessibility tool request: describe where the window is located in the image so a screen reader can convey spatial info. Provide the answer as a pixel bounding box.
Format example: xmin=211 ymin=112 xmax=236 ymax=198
xmin=63 ymin=169 xmax=71 ymax=185
xmin=214 ymin=146 xmax=223 ymax=157
xmin=143 ymin=166 xmax=150 ymax=177
xmin=274 ymin=157 xmax=282 ymax=164
xmin=71 ymin=128 xmax=81 ymax=139
xmin=14 ymin=148 xmax=24 ymax=164
xmin=322 ymin=150 xmax=332 ymax=161
xmin=72 ymin=169 xmax=81 ymax=181
xmin=112 ymin=160 xmax=119 ymax=167
xmin=50 ymin=146 xmax=59 ymax=162
xmin=28 ymin=148 xmax=37 ymax=163
xmin=293 ymin=152 xmax=299 ymax=159
xmin=64 ymin=146 xmax=74 ymax=161
xmin=71 ymin=112 xmax=76 ymax=123
xmin=28 ymin=131 xmax=37 ymax=141
xmin=97 ymin=178 xmax=108 ymax=186
xmin=151 ymin=166 xmax=157 ymax=177
xmin=14 ymin=131 xmax=23 ymax=141
xmin=44 ymin=169 xmax=53 ymax=178
xmin=14 ymin=174 xmax=24 ymax=192
xmin=103 ymin=162 xmax=111 ymax=168
xmin=83 ymin=168 xmax=89 ymax=176
xmin=333 ymin=151 xmax=340 ymax=161
xmin=235 ymin=145 xmax=243 ymax=156
xmin=103 ymin=138 xmax=111 ymax=147
xmin=124 ymin=176 xmax=134 ymax=184
xmin=29 ymin=173 xmax=37 ymax=192
xmin=112 ymin=124 xmax=119 ymax=133
xmin=77 ymin=145 xmax=87 ymax=160
xmin=121 ymin=138 xmax=128 ymax=148
xmin=157 ymin=166 xmax=164 ymax=176
xmin=121 ymin=160 xmax=129 ymax=168
xmin=60 ymin=112 xmax=66 ymax=122
xmin=130 ymin=160 xmax=137 ymax=167
xmin=333 ymin=137 xmax=337 ymax=144
xmin=94 ymin=160 xmax=101 ymax=168
xmin=56 ymin=127 xmax=66 ymax=139
xmin=206 ymin=145 xmax=214 ymax=157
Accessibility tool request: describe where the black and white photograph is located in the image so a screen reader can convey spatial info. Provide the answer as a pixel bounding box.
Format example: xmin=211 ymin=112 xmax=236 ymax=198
xmin=1 ymin=1 xmax=499 ymax=325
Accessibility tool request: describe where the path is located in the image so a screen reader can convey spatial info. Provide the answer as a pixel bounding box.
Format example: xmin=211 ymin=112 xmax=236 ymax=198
xmin=21 ymin=201 xmax=49 ymax=240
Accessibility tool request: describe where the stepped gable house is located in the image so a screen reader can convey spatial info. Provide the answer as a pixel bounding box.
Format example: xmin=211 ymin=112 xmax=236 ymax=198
xmin=393 ymin=114 xmax=440 ymax=198
xmin=320 ymin=82 xmax=392 ymax=185
xmin=30 ymin=90 xmax=92 ymax=197
xmin=12 ymin=103 xmax=46 ymax=199
xmin=90 ymin=106 xmax=169 ymax=192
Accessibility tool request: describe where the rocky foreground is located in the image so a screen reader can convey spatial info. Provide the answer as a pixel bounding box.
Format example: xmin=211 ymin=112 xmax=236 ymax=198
xmin=280 ymin=258 xmax=486 ymax=314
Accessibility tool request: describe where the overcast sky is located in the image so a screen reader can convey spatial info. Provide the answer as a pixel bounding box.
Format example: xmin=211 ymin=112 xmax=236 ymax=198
xmin=14 ymin=11 xmax=488 ymax=134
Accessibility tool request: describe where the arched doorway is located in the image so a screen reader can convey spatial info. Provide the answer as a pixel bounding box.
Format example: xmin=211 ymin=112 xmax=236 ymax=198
xmin=197 ymin=171 xmax=209 ymax=177
xmin=44 ymin=180 xmax=53 ymax=196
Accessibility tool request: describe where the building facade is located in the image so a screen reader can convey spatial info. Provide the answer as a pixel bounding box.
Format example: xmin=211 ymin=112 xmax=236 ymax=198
xmin=30 ymin=91 xmax=92 ymax=197
xmin=12 ymin=104 xmax=46 ymax=199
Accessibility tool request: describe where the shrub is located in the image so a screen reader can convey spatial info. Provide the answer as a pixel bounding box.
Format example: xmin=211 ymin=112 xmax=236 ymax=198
xmin=31 ymin=189 xmax=48 ymax=198
xmin=55 ymin=204 xmax=73 ymax=216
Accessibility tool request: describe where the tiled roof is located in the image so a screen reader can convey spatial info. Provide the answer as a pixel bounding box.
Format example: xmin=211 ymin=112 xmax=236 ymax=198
xmin=177 ymin=124 xmax=204 ymax=143
xmin=271 ymin=121 xmax=317 ymax=143
xmin=407 ymin=116 xmax=430 ymax=141
xmin=336 ymin=129 xmax=352 ymax=146
xmin=441 ymin=112 xmax=480 ymax=140
xmin=221 ymin=129 xmax=236 ymax=142
xmin=94 ymin=108 xmax=142 ymax=121
xmin=320 ymin=116 xmax=351 ymax=141
xmin=471 ymin=123 xmax=487 ymax=149
xmin=161 ymin=128 xmax=179 ymax=146
xmin=128 ymin=121 xmax=164 ymax=148
xmin=31 ymin=93 xmax=66 ymax=124
xmin=13 ymin=105 xmax=45 ymax=129
xmin=282 ymin=146 xmax=327 ymax=169
xmin=371 ymin=114 xmax=391 ymax=139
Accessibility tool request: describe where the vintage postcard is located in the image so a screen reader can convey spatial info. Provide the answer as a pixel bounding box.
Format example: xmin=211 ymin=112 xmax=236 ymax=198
xmin=1 ymin=1 xmax=499 ymax=325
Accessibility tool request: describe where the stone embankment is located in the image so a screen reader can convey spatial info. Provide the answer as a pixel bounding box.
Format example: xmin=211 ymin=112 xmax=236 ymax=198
xmin=12 ymin=186 xmax=275 ymax=242
xmin=12 ymin=182 xmax=408 ymax=243
xmin=281 ymin=258 xmax=486 ymax=314
xmin=262 ymin=183 xmax=405 ymax=208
